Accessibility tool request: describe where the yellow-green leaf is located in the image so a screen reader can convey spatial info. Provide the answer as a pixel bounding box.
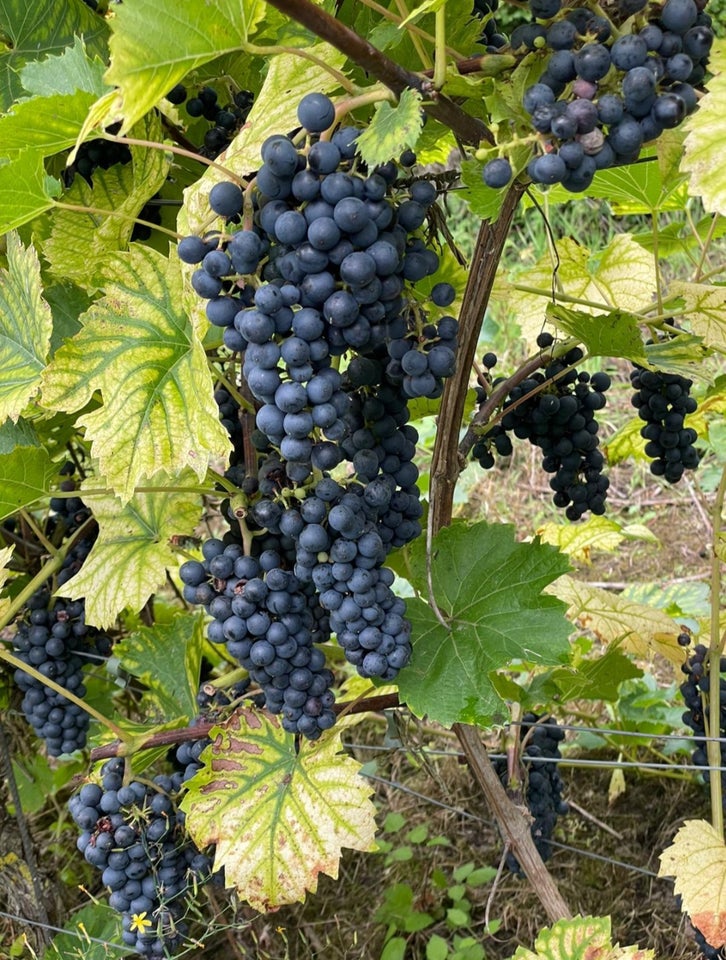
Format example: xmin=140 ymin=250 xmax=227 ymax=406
xmin=57 ymin=476 xmax=201 ymax=627
xmin=0 ymin=232 xmax=53 ymax=422
xmin=40 ymin=246 xmax=230 ymax=501
xmin=43 ymin=114 xmax=171 ymax=288
xmin=671 ymin=280 xmax=726 ymax=353
xmin=111 ymin=614 xmax=205 ymax=721
xmin=536 ymin=516 xmax=657 ymax=565
xmin=547 ymin=575 xmax=681 ymax=665
xmin=356 ymin=89 xmax=424 ymax=168
xmin=682 ymin=38 xmax=726 ymax=215
xmin=510 ymin=915 xmax=655 ymax=960
xmin=0 ymin=150 xmax=59 ymax=234
xmin=660 ymin=819 xmax=726 ymax=951
xmin=105 ymin=0 xmax=266 ymax=133
xmin=0 ymin=445 xmax=57 ymax=521
xmin=546 ymin=304 xmax=647 ymax=364
xmin=181 ymin=709 xmax=377 ymax=911
xmin=0 ymin=544 xmax=14 ymax=622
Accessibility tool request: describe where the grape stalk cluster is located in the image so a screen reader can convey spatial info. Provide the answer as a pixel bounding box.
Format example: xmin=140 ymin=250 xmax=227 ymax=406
xmin=630 ymin=364 xmax=700 ymax=483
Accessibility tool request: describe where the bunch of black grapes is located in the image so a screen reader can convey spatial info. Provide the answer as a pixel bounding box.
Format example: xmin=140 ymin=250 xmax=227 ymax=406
xmin=482 ymin=0 xmax=714 ymax=192
xmin=166 ymin=84 xmax=254 ymax=158
xmin=630 ymin=364 xmax=699 ymax=482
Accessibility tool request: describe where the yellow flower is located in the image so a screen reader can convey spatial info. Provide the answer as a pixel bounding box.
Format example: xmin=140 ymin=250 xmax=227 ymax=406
xmin=130 ymin=912 xmax=153 ymax=934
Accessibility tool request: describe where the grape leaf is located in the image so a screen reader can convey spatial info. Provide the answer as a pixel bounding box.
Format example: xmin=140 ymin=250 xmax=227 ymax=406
xmin=670 ymin=281 xmax=726 ymax=353
xmin=356 ymin=88 xmax=424 ymax=168
xmin=0 ymin=544 xmax=14 ymax=622
xmin=537 ymin=647 xmax=643 ymax=703
xmin=536 ymin=516 xmax=657 ymax=565
xmin=105 ymin=0 xmax=266 ymax=133
xmin=643 ymin=332 xmax=710 ymax=377
xmin=0 ymin=445 xmax=57 ymax=521
xmin=682 ymin=38 xmax=726 ymax=216
xmin=660 ymin=819 xmax=726 ymax=951
xmin=0 ymin=417 xmax=41 ymax=454
xmin=0 ymin=150 xmax=59 ymax=234
xmin=181 ymin=708 xmax=377 ymax=910
xmin=45 ymin=281 xmax=90 ymax=355
xmin=0 ymin=232 xmax=53 ymax=422
xmin=458 ymin=158 xmax=511 ymax=223
xmin=0 ymin=0 xmax=108 ymax=110
xmin=20 ymin=35 xmax=106 ymax=97
xmin=545 ymin=305 xmax=647 ymax=364
xmin=40 ymin=246 xmax=231 ymax=501
xmin=547 ymin=575 xmax=681 ymax=665
xmin=396 ymin=521 xmax=572 ymax=728
xmin=510 ymin=915 xmax=655 ymax=960
xmin=111 ymin=614 xmax=205 ymax=721
xmin=58 ymin=476 xmax=201 ymax=628
xmin=43 ymin=114 xmax=171 ymax=288
xmin=43 ymin=902 xmax=131 ymax=960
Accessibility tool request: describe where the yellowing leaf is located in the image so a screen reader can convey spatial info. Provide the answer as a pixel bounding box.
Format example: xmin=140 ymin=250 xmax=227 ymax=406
xmin=40 ymin=246 xmax=230 ymax=501
xmin=671 ymin=281 xmax=726 ymax=354
xmin=356 ymin=89 xmax=424 ymax=168
xmin=58 ymin=477 xmax=201 ymax=627
xmin=547 ymin=575 xmax=681 ymax=665
xmin=682 ymin=38 xmax=726 ymax=215
xmin=660 ymin=819 xmax=726 ymax=950
xmin=536 ymin=516 xmax=657 ymax=565
xmin=181 ymin=708 xmax=377 ymax=911
xmin=510 ymin=915 xmax=654 ymax=960
xmin=0 ymin=544 xmax=14 ymax=622
xmin=0 ymin=232 xmax=52 ymax=422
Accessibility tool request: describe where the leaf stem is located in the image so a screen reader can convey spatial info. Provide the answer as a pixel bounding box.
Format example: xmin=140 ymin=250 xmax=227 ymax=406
xmin=102 ymin=134 xmax=249 ymax=188
xmin=433 ymin=5 xmax=447 ymax=90
xmin=392 ymin=0 xmax=434 ymax=70
xmin=53 ymin=202 xmax=182 ymax=240
xmin=18 ymin=508 xmax=57 ymax=557
xmin=242 ymin=42 xmax=356 ymax=93
xmin=652 ymin=214 xmax=664 ymax=317
xmin=707 ymin=464 xmax=726 ymax=839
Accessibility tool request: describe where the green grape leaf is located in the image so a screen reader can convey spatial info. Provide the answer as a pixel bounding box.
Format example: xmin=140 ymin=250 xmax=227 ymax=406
xmin=356 ymin=88 xmax=424 ymax=168
xmin=546 ymin=304 xmax=647 ymax=363
xmin=20 ymin=35 xmax=107 ymax=97
xmin=111 ymin=614 xmax=205 ymax=721
xmin=0 ymin=445 xmax=56 ymax=520
xmin=40 ymin=246 xmax=231 ymax=501
xmin=0 ymin=151 xmax=59 ymax=234
xmin=181 ymin=708 xmax=377 ymax=910
xmin=670 ymin=281 xmax=726 ymax=353
xmin=539 ymin=647 xmax=643 ymax=703
xmin=458 ymin=158 xmax=511 ymax=223
xmin=43 ymin=902 xmax=131 ymax=960
xmin=44 ymin=281 xmax=90 ymax=355
xmin=643 ymin=332 xmax=710 ymax=377
xmin=496 ymin=235 xmax=656 ymax=345
xmin=43 ymin=114 xmax=171 ymax=288
xmin=0 ymin=0 xmax=108 ymax=110
xmin=396 ymin=521 xmax=572 ymax=728
xmin=105 ymin=0 xmax=266 ymax=133
xmin=682 ymin=38 xmax=726 ymax=215
xmin=0 ymin=232 xmax=53 ymax=422
xmin=0 ymin=417 xmax=41 ymax=454
xmin=510 ymin=915 xmax=655 ymax=960
xmin=58 ymin=477 xmax=201 ymax=628
xmin=548 ymin=575 xmax=680 ymax=665
xmin=398 ymin=0 xmax=446 ymax=26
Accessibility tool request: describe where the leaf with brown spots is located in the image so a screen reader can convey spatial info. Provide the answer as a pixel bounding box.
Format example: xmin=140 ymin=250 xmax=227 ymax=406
xmin=510 ymin=915 xmax=655 ymax=959
xmin=179 ymin=707 xmax=376 ymax=910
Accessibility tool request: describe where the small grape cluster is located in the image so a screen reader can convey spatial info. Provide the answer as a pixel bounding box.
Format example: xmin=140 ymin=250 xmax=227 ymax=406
xmin=630 ymin=365 xmax=699 ymax=483
xmin=471 ymin=0 xmax=507 ymax=50
xmin=494 ymin=714 xmax=568 ymax=873
xmin=165 ymin=84 xmax=254 ymax=159
xmin=69 ymin=758 xmax=211 ymax=957
xmin=66 ymin=124 xmax=131 ymax=186
xmin=482 ymin=0 xmax=713 ymax=192
xmin=472 ymin=346 xmax=611 ymax=520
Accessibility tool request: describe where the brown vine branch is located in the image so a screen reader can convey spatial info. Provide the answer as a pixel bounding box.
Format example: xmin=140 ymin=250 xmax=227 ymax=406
xmin=88 ymin=693 xmax=401 ymax=761
xmin=427 ymin=185 xmax=573 ymax=923
xmin=263 ymin=0 xmax=492 ymax=145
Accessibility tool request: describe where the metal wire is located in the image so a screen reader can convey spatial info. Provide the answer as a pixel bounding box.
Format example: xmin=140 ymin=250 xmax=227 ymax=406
xmin=0 ymin=909 xmax=128 ymax=950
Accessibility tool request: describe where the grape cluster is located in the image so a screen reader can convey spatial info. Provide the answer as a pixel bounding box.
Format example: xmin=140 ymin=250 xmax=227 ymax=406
xmin=66 ymin=127 xmax=131 ymax=186
xmin=472 ymin=347 xmax=611 ymax=520
xmin=69 ymin=758 xmax=211 ymax=956
xmin=630 ymin=365 xmax=699 ymax=483
xmin=482 ymin=0 xmax=713 ymax=192
xmin=178 ymin=93 xmax=458 ymax=734
xmin=494 ymin=714 xmax=568 ymax=873
xmin=165 ymin=84 xmax=254 ymax=159
xmin=472 ymin=0 xmax=507 ymax=50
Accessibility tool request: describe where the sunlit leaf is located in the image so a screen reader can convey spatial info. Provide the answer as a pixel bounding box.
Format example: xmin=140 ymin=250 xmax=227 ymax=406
xmin=58 ymin=477 xmax=201 ymax=627
xmin=660 ymin=819 xmax=726 ymax=951
xmin=510 ymin=914 xmax=655 ymax=959
xmin=0 ymin=151 xmax=59 ymax=234
xmin=0 ymin=544 xmax=14 ymax=622
xmin=356 ymin=88 xmax=424 ymax=168
xmin=536 ymin=515 xmax=657 ymax=565
xmin=682 ymin=38 xmax=726 ymax=215
xmin=670 ymin=281 xmax=726 ymax=353
xmin=546 ymin=305 xmax=647 ymax=363
xmin=0 ymin=232 xmax=52 ymax=422
xmin=40 ymin=246 xmax=230 ymax=501
xmin=181 ymin=709 xmax=377 ymax=910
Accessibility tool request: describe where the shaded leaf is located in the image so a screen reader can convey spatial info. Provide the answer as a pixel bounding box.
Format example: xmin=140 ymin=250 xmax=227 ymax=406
xmin=0 ymin=151 xmax=59 ymax=234
xmin=682 ymin=38 xmax=726 ymax=215
xmin=20 ymin=35 xmax=107 ymax=97
xmin=0 ymin=418 xmax=41 ymax=454
xmin=40 ymin=246 xmax=230 ymax=501
xmin=181 ymin=708 xmax=376 ymax=911
xmin=43 ymin=902 xmax=131 ymax=960
xmin=510 ymin=914 xmax=654 ymax=959
xmin=105 ymin=0 xmax=266 ymax=133
xmin=548 ymin=575 xmax=681 ymax=665
xmin=643 ymin=332 xmax=710 ymax=378
xmin=660 ymin=819 xmax=726 ymax=950
xmin=0 ymin=232 xmax=52 ymax=422
xmin=546 ymin=304 xmax=647 ymax=364
xmin=396 ymin=521 xmax=572 ymax=727
xmin=356 ymin=89 xmax=424 ymax=168
xmin=58 ymin=477 xmax=201 ymax=627
xmin=0 ymin=445 xmax=57 ymax=521
xmin=111 ymin=614 xmax=205 ymax=721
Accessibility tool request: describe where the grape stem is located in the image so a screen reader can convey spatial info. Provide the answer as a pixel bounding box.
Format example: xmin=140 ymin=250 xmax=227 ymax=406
xmin=263 ymin=0 xmax=492 ymax=145
xmin=242 ymin=42 xmax=357 ymax=93
xmin=102 ymin=133 xmax=249 ymax=188
xmin=707 ymin=464 xmax=726 ymax=839
xmin=53 ymin=202 xmax=182 ymax=241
